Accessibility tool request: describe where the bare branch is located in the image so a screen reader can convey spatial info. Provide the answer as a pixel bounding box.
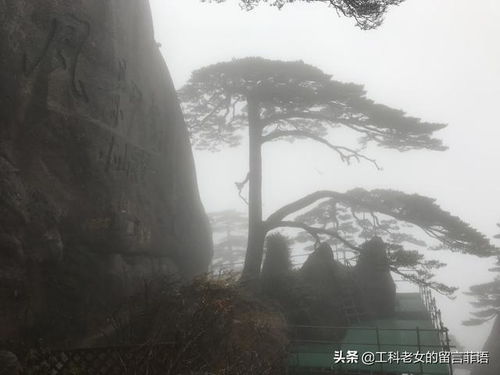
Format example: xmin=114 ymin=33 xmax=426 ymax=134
xmin=259 ymin=110 xmax=403 ymax=150
xmin=266 ymin=191 xmax=343 ymax=225
xmin=203 ymin=0 xmax=405 ymax=30
xmin=234 ymin=172 xmax=250 ymax=206
xmin=262 ymin=129 xmax=381 ymax=169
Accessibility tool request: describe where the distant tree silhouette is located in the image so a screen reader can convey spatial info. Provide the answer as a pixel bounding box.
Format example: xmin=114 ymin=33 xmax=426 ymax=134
xmin=465 ymin=257 xmax=500 ymax=325
xmin=203 ymin=0 xmax=405 ymax=29
xmin=209 ymin=210 xmax=248 ymax=268
xmin=180 ymin=57 xmax=493 ymax=281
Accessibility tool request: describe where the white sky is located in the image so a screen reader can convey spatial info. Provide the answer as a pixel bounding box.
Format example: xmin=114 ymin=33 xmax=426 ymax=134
xmin=149 ymin=0 xmax=500 ymax=350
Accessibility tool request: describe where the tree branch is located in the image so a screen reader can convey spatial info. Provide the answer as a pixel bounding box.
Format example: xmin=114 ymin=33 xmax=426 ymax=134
xmin=262 ymin=129 xmax=381 ymax=169
xmin=265 ymin=189 xmax=491 ymax=255
xmin=198 ymin=96 xmax=230 ymax=126
xmin=234 ymin=172 xmax=249 ymax=205
xmin=389 ymin=266 xmax=457 ymax=297
xmin=206 ymin=0 xmax=404 ymax=30
xmin=259 ymin=110 xmax=400 ymax=150
xmin=266 ymin=220 xmax=361 ymax=252
xmin=260 ymin=111 xmax=335 ymax=128
xmin=266 ymin=191 xmax=343 ymax=225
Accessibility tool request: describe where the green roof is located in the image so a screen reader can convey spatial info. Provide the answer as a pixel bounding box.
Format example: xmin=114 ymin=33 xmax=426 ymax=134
xmin=288 ymin=293 xmax=451 ymax=375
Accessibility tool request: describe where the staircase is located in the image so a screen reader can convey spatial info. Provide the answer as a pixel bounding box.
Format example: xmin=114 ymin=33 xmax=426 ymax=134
xmin=339 ymin=266 xmax=366 ymax=325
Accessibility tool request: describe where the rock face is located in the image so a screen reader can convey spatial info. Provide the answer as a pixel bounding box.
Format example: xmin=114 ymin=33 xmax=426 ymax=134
xmin=299 ymin=243 xmax=350 ymax=336
xmin=0 ymin=351 xmax=21 ymax=375
xmin=0 ymin=0 xmax=212 ymax=345
xmin=472 ymin=314 xmax=500 ymax=375
xmin=354 ymin=237 xmax=396 ymax=318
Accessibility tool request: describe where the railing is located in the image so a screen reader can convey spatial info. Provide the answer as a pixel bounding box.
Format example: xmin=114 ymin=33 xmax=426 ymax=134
xmin=289 ymin=325 xmax=451 ymax=346
xmin=288 ymin=325 xmax=453 ymax=375
xmin=210 ymin=251 xmax=454 ymax=375
xmin=419 ymin=284 xmax=452 ymax=371
xmin=209 ymin=248 xmax=359 ymax=276
xmin=22 ymin=343 xmax=176 ymax=375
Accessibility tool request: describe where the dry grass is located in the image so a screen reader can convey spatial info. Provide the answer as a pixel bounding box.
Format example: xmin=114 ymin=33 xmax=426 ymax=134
xmin=98 ymin=274 xmax=289 ymax=374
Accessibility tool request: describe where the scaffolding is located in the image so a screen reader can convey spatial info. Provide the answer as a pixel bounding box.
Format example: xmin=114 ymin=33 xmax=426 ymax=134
xmin=288 ymin=291 xmax=453 ymax=375
xmin=211 ymin=249 xmax=454 ymax=375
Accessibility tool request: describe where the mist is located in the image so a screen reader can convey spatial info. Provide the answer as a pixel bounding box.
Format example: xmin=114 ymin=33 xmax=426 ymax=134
xmin=150 ymin=0 xmax=500 ymax=352
xmin=2 ymin=0 xmax=500 ymax=373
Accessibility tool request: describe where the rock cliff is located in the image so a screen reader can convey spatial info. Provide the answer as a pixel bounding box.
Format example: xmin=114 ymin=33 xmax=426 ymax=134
xmin=354 ymin=237 xmax=396 ymax=318
xmin=473 ymin=315 xmax=500 ymax=375
xmin=0 ymin=0 xmax=212 ymax=345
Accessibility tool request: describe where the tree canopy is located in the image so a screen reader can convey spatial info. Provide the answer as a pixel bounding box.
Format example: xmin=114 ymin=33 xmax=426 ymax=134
xmin=202 ymin=0 xmax=405 ymax=29
xmin=267 ymin=188 xmax=494 ymax=256
xmin=180 ymin=57 xmax=446 ymax=156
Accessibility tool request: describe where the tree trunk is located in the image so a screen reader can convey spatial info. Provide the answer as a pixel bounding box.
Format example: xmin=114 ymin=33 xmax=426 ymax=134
xmin=241 ymin=97 xmax=265 ymax=282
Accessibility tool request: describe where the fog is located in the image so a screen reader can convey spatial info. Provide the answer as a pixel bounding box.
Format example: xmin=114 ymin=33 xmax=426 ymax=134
xmin=150 ymin=0 xmax=500 ymax=351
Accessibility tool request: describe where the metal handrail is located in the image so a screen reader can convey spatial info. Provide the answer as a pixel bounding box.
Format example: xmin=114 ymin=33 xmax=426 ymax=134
xmin=289 ymin=325 xmax=448 ymax=333
xmin=290 ymin=340 xmax=451 ymax=349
